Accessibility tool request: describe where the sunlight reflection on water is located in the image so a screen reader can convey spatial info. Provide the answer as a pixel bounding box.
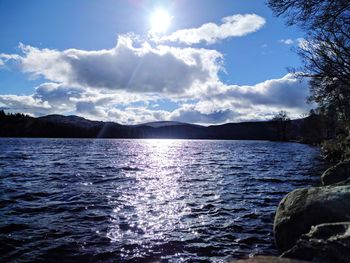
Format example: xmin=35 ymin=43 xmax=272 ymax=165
xmin=107 ymin=140 xmax=194 ymax=258
xmin=0 ymin=138 xmax=328 ymax=262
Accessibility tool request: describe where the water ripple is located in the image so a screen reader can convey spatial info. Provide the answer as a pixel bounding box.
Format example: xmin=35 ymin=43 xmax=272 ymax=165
xmin=0 ymin=138 xmax=328 ymax=262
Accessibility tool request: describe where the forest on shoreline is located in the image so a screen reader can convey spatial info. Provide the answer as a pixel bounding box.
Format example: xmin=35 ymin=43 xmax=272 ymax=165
xmin=0 ymin=109 xmax=334 ymax=144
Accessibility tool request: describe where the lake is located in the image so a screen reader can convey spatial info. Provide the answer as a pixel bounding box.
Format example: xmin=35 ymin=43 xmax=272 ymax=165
xmin=0 ymin=138 xmax=327 ymax=262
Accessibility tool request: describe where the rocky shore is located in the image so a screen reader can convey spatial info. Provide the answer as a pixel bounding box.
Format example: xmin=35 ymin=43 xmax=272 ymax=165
xmin=272 ymin=160 xmax=350 ymax=262
xmin=234 ymin=160 xmax=350 ymax=263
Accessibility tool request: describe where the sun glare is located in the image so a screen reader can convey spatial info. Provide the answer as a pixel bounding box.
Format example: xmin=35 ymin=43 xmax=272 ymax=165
xmin=150 ymin=9 xmax=172 ymax=34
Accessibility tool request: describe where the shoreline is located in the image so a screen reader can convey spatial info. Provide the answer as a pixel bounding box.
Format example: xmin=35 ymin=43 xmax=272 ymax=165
xmin=235 ymin=157 xmax=350 ymax=263
xmin=270 ymin=160 xmax=350 ymax=262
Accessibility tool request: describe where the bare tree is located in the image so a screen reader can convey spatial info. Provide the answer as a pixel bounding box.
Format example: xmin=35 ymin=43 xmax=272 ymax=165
xmin=267 ymin=0 xmax=350 ymax=31
xmin=301 ymin=30 xmax=350 ymax=120
xmin=271 ymin=111 xmax=290 ymax=141
xmin=268 ymin=0 xmax=350 ymax=121
xmin=272 ymin=110 xmax=290 ymax=122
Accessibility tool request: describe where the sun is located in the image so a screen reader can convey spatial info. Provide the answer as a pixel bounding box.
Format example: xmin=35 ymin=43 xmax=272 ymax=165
xmin=150 ymin=9 xmax=172 ymax=34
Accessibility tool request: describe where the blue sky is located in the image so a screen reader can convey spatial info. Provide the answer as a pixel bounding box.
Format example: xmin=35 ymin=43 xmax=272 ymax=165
xmin=0 ymin=0 xmax=311 ymax=124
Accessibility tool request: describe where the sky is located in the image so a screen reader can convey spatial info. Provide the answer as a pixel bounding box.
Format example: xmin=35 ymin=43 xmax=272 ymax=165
xmin=0 ymin=0 xmax=312 ymax=125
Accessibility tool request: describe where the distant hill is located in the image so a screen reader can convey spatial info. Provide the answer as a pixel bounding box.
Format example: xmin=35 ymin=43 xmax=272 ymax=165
xmin=0 ymin=111 xmax=330 ymax=142
xmin=38 ymin=114 xmax=102 ymax=129
xmin=135 ymin=121 xmax=200 ymax=128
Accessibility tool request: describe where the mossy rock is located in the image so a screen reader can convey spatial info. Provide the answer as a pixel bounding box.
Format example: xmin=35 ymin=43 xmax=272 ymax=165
xmin=274 ymin=185 xmax=350 ymax=253
xmin=321 ymin=161 xmax=350 ymax=186
xmin=283 ymin=222 xmax=350 ymax=262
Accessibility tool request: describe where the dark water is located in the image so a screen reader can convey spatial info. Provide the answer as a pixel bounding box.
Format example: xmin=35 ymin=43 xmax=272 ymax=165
xmin=0 ymin=138 xmax=327 ymax=262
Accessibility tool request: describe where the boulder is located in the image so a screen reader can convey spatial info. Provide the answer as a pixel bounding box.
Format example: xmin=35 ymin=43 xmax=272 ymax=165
xmin=321 ymin=161 xmax=350 ymax=186
xmin=232 ymin=256 xmax=308 ymax=263
xmin=274 ymin=185 xmax=350 ymax=253
xmin=282 ymin=222 xmax=350 ymax=262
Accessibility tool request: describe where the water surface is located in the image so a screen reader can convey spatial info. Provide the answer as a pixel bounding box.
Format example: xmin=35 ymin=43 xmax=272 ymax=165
xmin=0 ymin=139 xmax=327 ymax=262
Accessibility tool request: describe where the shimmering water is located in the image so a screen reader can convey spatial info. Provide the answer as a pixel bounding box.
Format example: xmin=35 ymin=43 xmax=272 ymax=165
xmin=0 ymin=138 xmax=327 ymax=262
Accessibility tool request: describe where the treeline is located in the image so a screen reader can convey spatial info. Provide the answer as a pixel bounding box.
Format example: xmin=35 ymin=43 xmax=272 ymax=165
xmin=0 ymin=110 xmax=96 ymax=138
xmin=0 ymin=110 xmax=332 ymax=142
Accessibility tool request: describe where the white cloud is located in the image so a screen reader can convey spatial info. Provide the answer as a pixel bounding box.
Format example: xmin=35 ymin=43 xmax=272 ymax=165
xmin=279 ymin=38 xmax=306 ymax=48
xmin=33 ymin=83 xmax=83 ymax=110
xmin=3 ymin=37 xmax=222 ymax=96
xmin=0 ymin=32 xmax=313 ymax=125
xmin=169 ymin=104 xmax=236 ymax=124
xmin=211 ymin=74 xmax=311 ymax=109
xmin=156 ymin=14 xmax=266 ymax=45
xmin=0 ymin=73 xmax=312 ymax=124
xmin=165 ymin=74 xmax=312 ymax=124
xmin=280 ymin=39 xmax=294 ymax=45
xmin=0 ymin=53 xmax=21 ymax=69
xmin=0 ymin=53 xmax=21 ymax=61
xmin=0 ymin=94 xmax=51 ymax=114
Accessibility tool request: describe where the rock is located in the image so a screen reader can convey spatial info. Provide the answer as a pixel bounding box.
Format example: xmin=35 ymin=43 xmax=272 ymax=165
xmin=331 ymin=178 xmax=350 ymax=186
xmin=282 ymin=222 xmax=350 ymax=262
xmin=321 ymin=161 xmax=350 ymax=185
xmin=274 ymin=185 xmax=350 ymax=253
xmin=232 ymin=256 xmax=308 ymax=263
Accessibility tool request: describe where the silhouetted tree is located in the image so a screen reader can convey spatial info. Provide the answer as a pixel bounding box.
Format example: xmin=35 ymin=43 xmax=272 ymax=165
xmin=300 ymin=110 xmax=328 ymax=144
xmin=272 ymin=110 xmax=290 ymax=122
xmin=300 ymin=32 xmax=350 ymax=121
xmin=267 ymin=0 xmax=350 ymax=31
xmin=268 ymin=0 xmax=350 ymax=159
xmin=271 ymin=111 xmax=291 ymax=141
xmin=0 ymin=110 xmax=6 ymax=120
xmin=268 ymin=0 xmax=350 ymax=122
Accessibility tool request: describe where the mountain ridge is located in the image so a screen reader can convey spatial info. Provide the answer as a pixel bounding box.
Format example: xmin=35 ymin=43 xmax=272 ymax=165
xmin=0 ymin=112 xmax=328 ymax=143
